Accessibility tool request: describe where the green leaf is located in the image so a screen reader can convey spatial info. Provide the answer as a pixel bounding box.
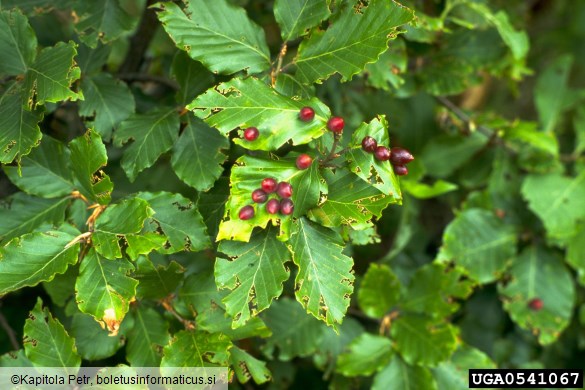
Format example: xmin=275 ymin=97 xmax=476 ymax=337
xmin=23 ymin=298 xmax=81 ymax=368
xmin=196 ymin=177 xmax=229 ymax=239
xmin=178 ymin=269 xmax=271 ymax=340
xmin=0 ymin=228 xmax=79 ymax=295
xmin=437 ymin=208 xmax=516 ymax=283
xmin=24 ymin=41 xmax=82 ymax=107
xmin=0 ymin=9 xmax=37 ymax=76
xmin=79 ymin=73 xmax=135 ymax=141
xmin=464 ymin=3 xmax=529 ymax=61
xmin=417 ymin=29 xmax=505 ymax=96
xmin=365 ymin=38 xmax=407 ymax=90
xmin=420 ymin=132 xmax=489 ymax=178
xmin=522 ymin=171 xmax=585 ymax=243
xmin=216 ymin=226 xmax=290 ymax=328
xmin=402 ymin=263 xmax=474 ymax=319
xmin=289 ymin=156 xmax=326 ymax=217
xmin=171 ymin=115 xmax=228 ymax=191
xmin=491 ymin=11 xmax=529 ymax=61
xmin=358 ymin=263 xmax=401 ymax=319
xmin=125 ymin=233 xmax=167 ymax=261
xmin=171 ymin=51 xmax=214 ymax=105
xmin=69 ymin=130 xmax=113 ymax=205
xmin=198 ymin=304 xmax=271 ymax=340
xmin=336 ymin=333 xmax=393 ymax=377
xmin=161 ymin=330 xmax=232 ymax=367
xmin=134 ymin=257 xmax=184 ymax=300
xmin=262 ymin=298 xmax=325 ymax=361
xmin=43 ymin=265 xmax=77 ymax=307
xmin=313 ymin=317 xmax=364 ymax=371
xmin=391 ymin=314 xmax=458 ymax=366
xmin=574 ymin=107 xmax=585 ymax=155
xmin=155 ymin=0 xmax=270 ymax=74
xmin=73 ymin=0 xmax=134 ymax=48
xmin=274 ymin=0 xmax=331 ymax=41
xmin=498 ymin=246 xmax=575 ymax=345
xmin=126 ymin=306 xmax=169 ymax=367
xmin=3 ymin=135 xmax=75 ymax=197
xmin=75 ymin=248 xmax=138 ymax=335
xmin=294 ymin=0 xmax=414 ymax=84
xmin=0 ymin=83 xmax=43 ymax=164
xmin=567 ymin=225 xmax=585 ymax=285
xmin=114 ymin=108 xmax=180 ymax=182
xmin=347 ymin=116 xmax=402 ymax=200
xmin=178 ymin=269 xmax=223 ymax=313
xmin=217 ymin=155 xmax=325 ymax=242
xmin=0 ymin=193 xmax=69 ymax=244
xmin=230 ymin=346 xmax=272 ymax=385
xmin=138 ymin=191 xmax=210 ymax=253
xmin=373 ymin=355 xmax=438 ymax=390
xmin=92 ymin=198 xmax=153 ymax=259
xmin=503 ymin=121 xmax=559 ymax=172
xmin=70 ymin=313 xmax=124 ymax=361
xmin=432 ymin=345 xmax=496 ymax=390
xmin=0 ymin=350 xmax=32 ymax=367
xmin=535 ymin=55 xmax=575 ymax=133
xmin=289 ymin=217 xmax=354 ymax=327
xmin=309 ymin=168 xmax=390 ymax=227
xmin=273 ymin=73 xmax=315 ymax=99
xmin=77 ymin=42 xmax=111 ymax=74
xmin=402 ymin=179 xmax=458 ymax=199
xmin=188 ymin=77 xmax=331 ymax=151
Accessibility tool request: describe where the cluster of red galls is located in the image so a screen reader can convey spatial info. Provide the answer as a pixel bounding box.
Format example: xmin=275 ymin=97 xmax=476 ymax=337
xmin=361 ymin=136 xmax=414 ymax=176
xmin=239 ymin=178 xmax=295 ymax=220
xmin=238 ymin=106 xmax=414 ymax=220
xmin=241 ymin=106 xmax=344 ymax=142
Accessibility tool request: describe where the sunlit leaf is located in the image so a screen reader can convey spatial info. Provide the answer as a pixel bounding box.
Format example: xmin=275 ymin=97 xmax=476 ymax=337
xmin=294 ymin=0 xmax=414 ymax=84
xmin=0 ymin=227 xmax=79 ymax=295
xmin=216 ymin=226 xmax=290 ymax=328
xmin=156 ymin=0 xmax=270 ymax=74
xmin=274 ymin=0 xmax=331 ymax=41
xmin=289 ymin=217 xmax=354 ymax=327
xmin=188 ymin=77 xmax=331 ymax=151
xmin=23 ymin=298 xmax=81 ymax=368
xmin=75 ymin=249 xmax=138 ymax=335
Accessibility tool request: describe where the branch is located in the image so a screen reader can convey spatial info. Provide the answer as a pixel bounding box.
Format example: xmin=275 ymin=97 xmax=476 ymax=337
xmin=0 ymin=303 xmax=19 ymax=351
xmin=435 ymin=96 xmax=516 ymax=155
xmin=320 ymin=133 xmax=342 ymax=165
xmin=270 ymin=43 xmax=288 ymax=85
xmin=160 ymin=295 xmax=195 ymax=331
xmin=118 ymin=0 xmax=160 ymax=74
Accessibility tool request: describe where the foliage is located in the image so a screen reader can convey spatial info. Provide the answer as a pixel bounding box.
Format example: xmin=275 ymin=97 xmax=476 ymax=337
xmin=0 ymin=0 xmax=584 ymax=388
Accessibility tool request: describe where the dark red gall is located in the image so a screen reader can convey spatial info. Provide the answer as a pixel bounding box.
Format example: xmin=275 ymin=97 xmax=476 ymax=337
xmin=276 ymin=182 xmax=293 ymax=198
xmin=528 ymin=298 xmax=543 ymax=311
xmin=327 ymin=116 xmax=345 ymax=133
xmin=374 ymin=146 xmax=391 ymax=161
xmin=251 ymin=189 xmax=268 ymax=203
xmin=280 ymin=198 xmax=294 ymax=215
xmin=361 ymin=136 xmax=377 ymax=153
xmin=239 ymin=205 xmax=255 ymax=220
xmin=261 ymin=178 xmax=278 ymax=193
xmin=296 ymin=154 xmax=313 ymax=170
xmin=390 ymin=147 xmax=414 ymax=165
xmin=266 ymin=199 xmax=280 ymax=214
xmin=393 ymin=165 xmax=408 ymax=176
xmin=243 ymin=127 xmax=259 ymax=141
xmin=299 ymin=106 xmax=315 ymax=122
